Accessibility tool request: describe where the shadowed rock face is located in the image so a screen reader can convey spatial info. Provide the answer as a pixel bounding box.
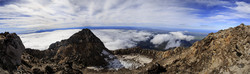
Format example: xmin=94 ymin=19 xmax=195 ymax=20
xmin=51 ymin=29 xmax=113 ymax=67
xmin=0 ymin=32 xmax=25 ymax=72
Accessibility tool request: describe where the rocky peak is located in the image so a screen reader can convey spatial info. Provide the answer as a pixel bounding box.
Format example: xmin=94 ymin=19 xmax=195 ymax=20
xmin=16 ymin=29 xmax=124 ymax=73
xmin=49 ymin=29 xmax=122 ymax=68
xmin=0 ymin=32 xmax=25 ymax=72
xmin=68 ymin=29 xmax=103 ymax=44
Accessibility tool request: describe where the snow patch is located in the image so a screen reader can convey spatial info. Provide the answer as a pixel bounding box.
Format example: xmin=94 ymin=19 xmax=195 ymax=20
xmin=117 ymin=55 xmax=153 ymax=70
xmin=86 ymin=67 xmax=103 ymax=71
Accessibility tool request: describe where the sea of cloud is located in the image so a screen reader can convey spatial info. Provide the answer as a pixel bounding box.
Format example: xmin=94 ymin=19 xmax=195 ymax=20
xmin=150 ymin=32 xmax=194 ymax=49
xmin=19 ymin=29 xmax=82 ymax=50
xmin=92 ymin=29 xmax=152 ymax=50
xmin=20 ymin=29 xmax=194 ymax=50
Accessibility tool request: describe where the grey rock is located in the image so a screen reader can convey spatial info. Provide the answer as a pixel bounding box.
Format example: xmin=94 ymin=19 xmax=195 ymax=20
xmin=0 ymin=32 xmax=25 ymax=72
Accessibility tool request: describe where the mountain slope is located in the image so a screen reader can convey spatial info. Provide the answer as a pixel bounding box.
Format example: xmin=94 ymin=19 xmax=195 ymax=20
xmin=157 ymin=24 xmax=250 ymax=73
xmin=0 ymin=32 xmax=25 ymax=73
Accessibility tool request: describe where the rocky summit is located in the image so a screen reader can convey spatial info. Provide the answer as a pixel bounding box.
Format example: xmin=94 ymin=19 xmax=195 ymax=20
xmin=49 ymin=29 xmax=121 ymax=67
xmin=0 ymin=24 xmax=249 ymax=74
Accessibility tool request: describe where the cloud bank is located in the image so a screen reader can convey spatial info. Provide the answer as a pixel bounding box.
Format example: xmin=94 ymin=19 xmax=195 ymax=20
xmin=20 ymin=29 xmax=152 ymax=50
xmin=20 ymin=29 xmax=194 ymax=50
xmin=20 ymin=29 xmax=81 ymax=50
xmin=92 ymin=29 xmax=152 ymax=50
xmin=150 ymin=32 xmax=194 ymax=49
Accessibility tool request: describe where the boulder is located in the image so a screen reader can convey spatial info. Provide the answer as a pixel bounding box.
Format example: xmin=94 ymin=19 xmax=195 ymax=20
xmin=0 ymin=32 xmax=25 ymax=72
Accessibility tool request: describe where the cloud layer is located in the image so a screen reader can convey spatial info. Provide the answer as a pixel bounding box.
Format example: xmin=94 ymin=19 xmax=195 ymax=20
xmin=150 ymin=32 xmax=194 ymax=49
xmin=92 ymin=29 xmax=152 ymax=50
xmin=19 ymin=29 xmax=81 ymax=50
xmin=20 ymin=29 xmax=152 ymax=50
xmin=20 ymin=29 xmax=194 ymax=50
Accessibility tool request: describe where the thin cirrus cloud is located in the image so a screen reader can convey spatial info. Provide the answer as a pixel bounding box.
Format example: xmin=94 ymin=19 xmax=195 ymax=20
xmin=1 ymin=0 xmax=249 ymax=32
xmin=209 ymin=2 xmax=250 ymax=20
xmin=207 ymin=1 xmax=250 ymax=27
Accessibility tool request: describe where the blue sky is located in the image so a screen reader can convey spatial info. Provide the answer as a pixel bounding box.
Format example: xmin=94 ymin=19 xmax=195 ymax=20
xmin=0 ymin=0 xmax=250 ymax=33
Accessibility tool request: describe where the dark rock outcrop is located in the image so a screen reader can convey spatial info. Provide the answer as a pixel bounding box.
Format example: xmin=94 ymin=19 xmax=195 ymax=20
xmin=0 ymin=32 xmax=25 ymax=72
xmin=50 ymin=29 xmax=115 ymax=67
xmin=144 ymin=63 xmax=166 ymax=74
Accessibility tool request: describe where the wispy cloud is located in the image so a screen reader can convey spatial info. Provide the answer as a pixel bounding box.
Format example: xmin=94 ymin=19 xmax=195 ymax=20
xmin=207 ymin=1 xmax=250 ymax=29
xmin=191 ymin=0 xmax=231 ymax=6
xmin=1 ymin=0 xmax=249 ymax=32
xmin=0 ymin=0 xmax=235 ymax=32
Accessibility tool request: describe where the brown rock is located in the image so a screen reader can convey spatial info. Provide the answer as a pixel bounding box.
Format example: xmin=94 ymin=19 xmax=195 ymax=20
xmin=52 ymin=29 xmax=114 ymax=67
xmin=157 ymin=24 xmax=250 ymax=74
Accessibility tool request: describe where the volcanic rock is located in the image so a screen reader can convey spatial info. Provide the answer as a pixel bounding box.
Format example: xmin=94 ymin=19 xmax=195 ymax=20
xmin=0 ymin=32 xmax=25 ymax=72
xmin=16 ymin=29 xmax=124 ymax=73
xmin=157 ymin=23 xmax=250 ymax=74
xmin=50 ymin=29 xmax=122 ymax=67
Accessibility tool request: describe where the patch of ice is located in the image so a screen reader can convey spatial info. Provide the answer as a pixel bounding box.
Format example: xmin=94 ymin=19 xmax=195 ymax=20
xmin=88 ymin=51 xmax=153 ymax=70
xmin=136 ymin=56 xmax=153 ymax=63
xmin=102 ymin=50 xmax=116 ymax=58
xmin=119 ymin=59 xmax=142 ymax=69
xmin=117 ymin=55 xmax=153 ymax=70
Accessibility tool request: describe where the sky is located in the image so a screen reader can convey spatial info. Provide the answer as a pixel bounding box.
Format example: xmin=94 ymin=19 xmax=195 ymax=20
xmin=0 ymin=0 xmax=250 ymax=33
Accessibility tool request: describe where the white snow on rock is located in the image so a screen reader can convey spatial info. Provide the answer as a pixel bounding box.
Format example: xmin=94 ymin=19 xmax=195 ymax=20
xmin=117 ymin=55 xmax=153 ymax=70
xmin=88 ymin=50 xmax=153 ymax=71
xmin=86 ymin=67 xmax=103 ymax=71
